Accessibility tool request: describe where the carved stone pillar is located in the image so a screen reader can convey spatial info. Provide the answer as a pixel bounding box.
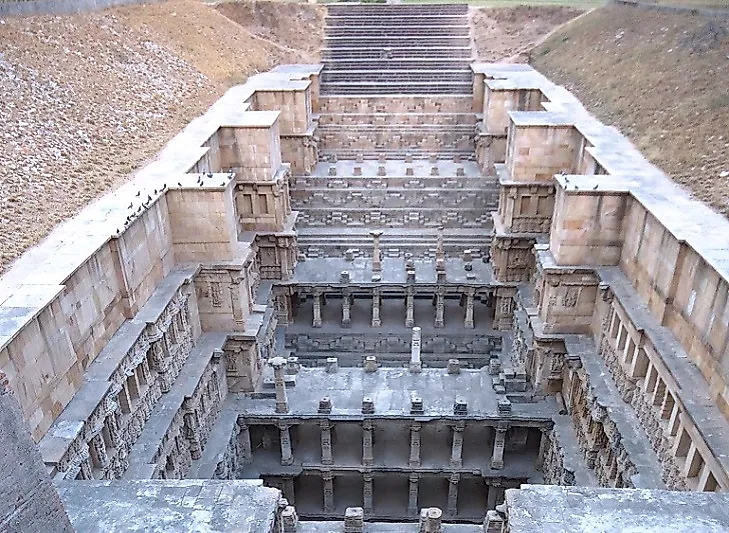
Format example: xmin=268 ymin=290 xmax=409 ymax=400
xmin=323 ymin=472 xmax=334 ymax=513
xmin=342 ymin=290 xmax=352 ymax=328
xmin=320 ymin=420 xmax=333 ymax=465
xmin=238 ymin=421 xmax=252 ymax=463
xmin=370 ymin=230 xmax=383 ymax=272
xmin=491 ymin=425 xmax=507 ymax=470
xmin=486 ymin=483 xmax=498 ymax=509
xmin=283 ymin=476 xmax=296 ymax=505
xmin=270 ymin=357 xmax=289 ymax=414
xmin=410 ymin=326 xmax=422 ymax=373
xmin=312 ymin=290 xmax=323 ymax=328
xmin=450 ymin=422 xmax=464 ymax=468
xmin=464 ymin=289 xmax=475 ymax=329
xmin=371 ymin=288 xmax=381 ymax=328
xmin=447 ymin=473 xmax=460 ymax=516
xmin=409 ymin=423 xmax=421 ymax=467
xmin=405 ymin=288 xmax=415 ymax=328
xmin=279 ymin=424 xmax=293 ymax=466
xmin=436 ymin=226 xmax=445 ymax=262
xmin=362 ymin=420 xmax=374 ymax=466
xmin=407 ymin=473 xmax=419 ymax=515
xmin=434 ymin=288 xmax=445 ymax=328
xmin=89 ymin=433 xmax=109 ymax=471
xmin=537 ymin=427 xmax=550 ymax=470
xmin=363 ymin=473 xmax=374 ymax=514
xmin=184 ymin=409 xmax=202 ymax=460
xmin=493 ymin=288 xmax=516 ymax=331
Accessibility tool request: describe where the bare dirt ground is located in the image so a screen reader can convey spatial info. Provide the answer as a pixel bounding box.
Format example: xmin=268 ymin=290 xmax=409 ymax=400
xmin=471 ymin=6 xmax=585 ymax=62
xmin=0 ymin=0 xmax=322 ymax=274
xmin=530 ymin=4 xmax=729 ymax=217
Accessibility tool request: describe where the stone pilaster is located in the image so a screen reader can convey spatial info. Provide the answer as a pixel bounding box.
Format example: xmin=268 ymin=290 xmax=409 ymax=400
xmin=447 ymin=473 xmax=460 ymax=516
xmin=342 ymin=289 xmax=352 ymax=328
xmin=450 ymin=422 xmax=465 ymax=468
xmin=370 ymin=230 xmax=383 ymax=272
xmin=410 ymin=326 xmax=422 ymax=373
xmin=434 ymin=288 xmax=445 ymax=328
xmin=312 ymin=290 xmax=323 ymax=328
xmin=407 ymin=473 xmax=419 ymax=515
xmin=491 ymin=425 xmax=507 ymax=470
xmin=283 ymin=476 xmax=295 ymax=504
xmin=537 ymin=427 xmax=550 ymax=470
xmin=279 ymin=424 xmax=293 ymax=466
xmin=238 ymin=421 xmax=252 ymax=462
xmin=320 ymin=420 xmax=333 ymax=465
xmin=409 ymin=422 xmax=421 ymax=467
xmin=363 ymin=472 xmax=374 ymax=514
xmin=405 ymin=287 xmax=415 ymax=328
xmin=464 ymin=288 xmax=475 ymax=329
xmin=362 ymin=420 xmax=374 ymax=466
xmin=371 ymin=288 xmax=381 ymax=328
xmin=323 ymin=471 xmax=334 ymax=512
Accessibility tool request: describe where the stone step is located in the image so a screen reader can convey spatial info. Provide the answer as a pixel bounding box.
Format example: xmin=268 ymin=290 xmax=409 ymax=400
xmin=323 ymin=36 xmax=472 ymax=47
xmin=318 ymin=112 xmax=477 ymax=127
xmin=297 ymin=228 xmax=492 ymax=259
xmin=322 ymin=59 xmax=473 ymax=71
xmin=293 ymin=177 xmax=498 ymax=189
xmin=326 ymin=5 xmax=469 ymax=15
xmin=319 ymin=83 xmax=473 ymax=96
xmin=319 ymin=149 xmax=476 ymax=161
xmin=326 ymin=15 xmax=469 ymax=26
xmin=292 ymin=192 xmax=496 ymax=209
xmin=321 ymin=70 xmax=473 ymax=83
xmin=321 ymin=47 xmax=473 ymax=60
xmin=296 ymin=206 xmax=494 ymax=229
xmin=319 ymin=95 xmax=473 ymax=114
xmin=325 ymin=25 xmax=471 ymax=37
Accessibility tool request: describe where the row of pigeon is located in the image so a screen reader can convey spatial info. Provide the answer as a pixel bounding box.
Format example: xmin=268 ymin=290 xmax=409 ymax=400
xmin=116 ymin=171 xmax=237 ymax=236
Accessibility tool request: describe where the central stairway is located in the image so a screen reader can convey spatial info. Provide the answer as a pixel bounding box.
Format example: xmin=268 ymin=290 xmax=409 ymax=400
xmin=293 ymin=4 xmax=494 ymax=260
xmin=321 ymin=3 xmax=474 ymax=95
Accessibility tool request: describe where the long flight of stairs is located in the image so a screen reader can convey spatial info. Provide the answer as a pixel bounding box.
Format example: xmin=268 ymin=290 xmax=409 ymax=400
xmin=292 ymin=4 xmax=496 ymax=260
xmin=321 ymin=3 xmax=474 ymax=95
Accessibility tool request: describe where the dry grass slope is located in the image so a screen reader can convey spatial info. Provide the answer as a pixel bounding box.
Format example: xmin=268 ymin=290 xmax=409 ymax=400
xmin=0 ymin=0 xmax=322 ymax=274
xmin=471 ymin=6 xmax=584 ymax=62
xmin=531 ymin=4 xmax=729 ymax=217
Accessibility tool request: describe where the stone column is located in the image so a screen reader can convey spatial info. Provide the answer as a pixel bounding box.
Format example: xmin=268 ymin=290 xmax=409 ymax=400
xmin=362 ymin=420 xmax=374 ymax=466
xmin=409 ymin=422 xmax=421 ymax=467
xmin=447 ymin=473 xmax=460 ymax=516
xmin=323 ymin=471 xmax=334 ymax=512
xmin=270 ymin=357 xmax=289 ymax=414
xmin=450 ymin=422 xmax=464 ymax=468
xmin=238 ymin=421 xmax=252 ymax=462
xmin=279 ymin=424 xmax=293 ymax=466
xmin=436 ymin=226 xmax=445 ymax=262
xmin=536 ymin=427 xmax=550 ymax=470
xmin=283 ymin=476 xmax=296 ymax=504
xmin=407 ymin=473 xmax=419 ymax=515
xmin=320 ymin=420 xmax=333 ymax=465
xmin=342 ymin=290 xmax=352 ymax=328
xmin=370 ymin=230 xmax=383 ymax=272
xmin=282 ymin=505 xmax=298 ymax=533
xmin=363 ymin=473 xmax=374 ymax=514
xmin=371 ymin=288 xmax=381 ymax=328
xmin=486 ymin=483 xmax=498 ymax=509
xmin=434 ymin=289 xmax=445 ymax=328
xmin=410 ymin=326 xmax=422 ymax=373
xmin=89 ymin=433 xmax=109 ymax=471
xmin=491 ymin=425 xmax=507 ymax=470
xmin=464 ymin=289 xmax=475 ymax=329
xmin=312 ymin=290 xmax=323 ymax=328
xmin=405 ymin=287 xmax=415 ymax=328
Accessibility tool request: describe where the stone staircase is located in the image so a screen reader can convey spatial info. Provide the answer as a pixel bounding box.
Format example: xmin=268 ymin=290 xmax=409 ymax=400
xmin=321 ymin=3 xmax=474 ymax=96
xmin=295 ymin=4 xmax=494 ymax=260
xmin=292 ymin=160 xmax=496 ymax=259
